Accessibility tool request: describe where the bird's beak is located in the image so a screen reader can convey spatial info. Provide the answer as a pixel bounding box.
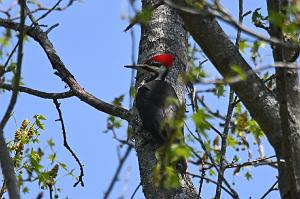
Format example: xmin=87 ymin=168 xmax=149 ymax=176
xmin=124 ymin=64 xmax=160 ymax=75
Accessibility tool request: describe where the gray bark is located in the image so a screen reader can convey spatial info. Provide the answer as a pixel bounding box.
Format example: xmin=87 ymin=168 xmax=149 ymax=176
xmin=134 ymin=1 xmax=198 ymax=198
xmin=169 ymin=0 xmax=282 ymax=148
xmin=266 ymin=1 xmax=300 ymax=198
xmin=167 ymin=0 xmax=300 ymax=198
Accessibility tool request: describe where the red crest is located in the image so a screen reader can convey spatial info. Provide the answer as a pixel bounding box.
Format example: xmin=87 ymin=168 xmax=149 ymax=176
xmin=145 ymin=54 xmax=175 ymax=68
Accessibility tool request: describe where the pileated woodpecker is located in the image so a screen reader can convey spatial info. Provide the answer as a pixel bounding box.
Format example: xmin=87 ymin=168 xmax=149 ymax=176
xmin=125 ymin=54 xmax=187 ymax=173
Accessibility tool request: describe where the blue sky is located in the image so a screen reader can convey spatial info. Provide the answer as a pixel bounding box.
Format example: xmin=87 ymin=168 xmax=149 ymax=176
xmin=0 ymin=0 xmax=280 ymax=198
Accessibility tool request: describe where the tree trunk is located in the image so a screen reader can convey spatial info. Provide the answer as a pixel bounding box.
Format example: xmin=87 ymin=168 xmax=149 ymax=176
xmin=167 ymin=0 xmax=300 ymax=198
xmin=134 ymin=1 xmax=198 ymax=198
xmin=266 ymin=1 xmax=300 ymax=198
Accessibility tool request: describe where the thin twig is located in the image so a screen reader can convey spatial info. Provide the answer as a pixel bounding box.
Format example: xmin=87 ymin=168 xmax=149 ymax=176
xmin=0 ymin=130 xmax=20 ymax=199
xmin=36 ymin=192 xmax=43 ymax=199
xmin=188 ymin=172 xmax=234 ymax=198
xmin=259 ymin=180 xmax=279 ymax=199
xmin=0 ymin=180 xmax=6 ymax=198
xmin=36 ymin=0 xmax=63 ymax=23
xmin=1 ymin=83 xmax=74 ymax=99
xmin=0 ymin=2 xmax=25 ymax=130
xmin=164 ymin=0 xmax=300 ymax=50
xmin=130 ymin=183 xmax=141 ymax=199
xmin=197 ymin=167 xmax=206 ymax=198
xmin=186 ymin=125 xmax=239 ymax=198
xmin=10 ymin=0 xmax=76 ymax=21
xmin=53 ymin=99 xmax=85 ymax=187
xmin=215 ymin=89 xmax=235 ymax=199
xmin=0 ymin=1 xmax=26 ymax=198
xmin=48 ymin=184 xmax=53 ymax=199
xmin=103 ymin=146 xmax=132 ymax=199
xmin=0 ymin=13 xmax=131 ymax=122
xmin=225 ymin=155 xmax=278 ymax=169
xmin=3 ymin=43 xmax=18 ymax=70
xmin=215 ymin=0 xmax=244 ymax=197
xmin=129 ymin=29 xmax=136 ymax=107
xmin=197 ymin=96 xmax=226 ymax=121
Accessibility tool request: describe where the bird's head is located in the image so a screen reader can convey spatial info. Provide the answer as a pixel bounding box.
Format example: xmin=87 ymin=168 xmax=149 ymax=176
xmin=125 ymin=54 xmax=175 ymax=81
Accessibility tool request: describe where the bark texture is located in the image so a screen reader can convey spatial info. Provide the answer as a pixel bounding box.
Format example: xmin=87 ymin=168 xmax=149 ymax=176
xmin=134 ymin=0 xmax=198 ymax=198
xmin=167 ymin=1 xmax=300 ymax=198
xmin=267 ymin=1 xmax=300 ymax=198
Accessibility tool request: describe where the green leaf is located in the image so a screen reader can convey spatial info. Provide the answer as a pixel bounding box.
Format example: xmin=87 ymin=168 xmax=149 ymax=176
xmin=239 ymin=40 xmax=250 ymax=53
xmin=6 ymin=62 xmax=16 ymax=72
xmin=231 ymin=64 xmax=247 ymax=81
xmin=192 ymin=109 xmax=211 ymax=134
xmin=227 ymin=134 xmax=238 ymax=147
xmin=182 ymin=66 xmax=207 ymax=84
xmin=163 ymin=166 xmax=180 ymax=188
xmin=246 ymin=120 xmax=264 ymax=138
xmin=39 ymin=115 xmax=47 ymax=120
xmin=59 ymin=162 xmax=68 ymax=171
xmin=112 ymin=95 xmax=124 ymax=106
xmin=252 ymin=8 xmax=268 ymax=27
xmin=209 ymin=169 xmax=216 ymax=176
xmin=35 ymin=119 xmax=44 ymax=130
xmin=251 ymin=40 xmax=266 ymax=61
xmin=244 ymin=171 xmax=253 ymax=181
xmin=48 ymin=153 xmax=56 ymax=163
xmin=47 ymin=139 xmax=55 ymax=147
xmin=22 ymin=187 xmax=29 ymax=194
xmin=130 ymin=86 xmax=136 ymax=98
xmin=214 ymin=84 xmax=225 ymax=98
xmin=170 ymin=144 xmax=191 ymax=159
xmin=269 ymin=11 xmax=285 ymax=27
xmin=165 ymin=96 xmax=179 ymax=107
xmin=107 ymin=116 xmax=122 ymax=129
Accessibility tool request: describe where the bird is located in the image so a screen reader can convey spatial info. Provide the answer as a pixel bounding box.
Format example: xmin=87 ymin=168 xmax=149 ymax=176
xmin=125 ymin=54 xmax=187 ymax=173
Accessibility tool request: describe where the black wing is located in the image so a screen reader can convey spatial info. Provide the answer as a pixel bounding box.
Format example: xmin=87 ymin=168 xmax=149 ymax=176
xmin=135 ymin=80 xmax=179 ymax=143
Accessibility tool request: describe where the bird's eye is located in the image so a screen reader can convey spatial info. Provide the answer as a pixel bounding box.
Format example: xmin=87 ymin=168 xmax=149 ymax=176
xmin=148 ymin=61 xmax=162 ymax=68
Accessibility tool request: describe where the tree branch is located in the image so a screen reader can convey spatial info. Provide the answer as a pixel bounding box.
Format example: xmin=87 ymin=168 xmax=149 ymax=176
xmin=168 ymin=0 xmax=282 ymax=149
xmin=1 ymin=83 xmax=74 ymax=99
xmin=186 ymin=125 xmax=239 ymax=198
xmin=188 ymin=172 xmax=234 ymax=198
xmin=53 ymin=99 xmax=84 ymax=187
xmin=259 ymin=180 xmax=279 ymax=199
xmin=165 ymin=0 xmax=300 ymax=50
xmin=266 ymin=0 xmax=300 ymax=197
xmin=215 ymin=89 xmax=235 ymax=199
xmin=133 ymin=2 xmax=199 ymax=198
xmin=0 ymin=17 xmax=131 ymax=122
xmin=0 ymin=1 xmax=26 ymax=198
xmin=103 ymin=146 xmax=132 ymax=199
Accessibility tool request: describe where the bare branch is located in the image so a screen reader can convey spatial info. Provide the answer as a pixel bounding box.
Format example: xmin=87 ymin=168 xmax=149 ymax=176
xmin=130 ymin=183 xmax=141 ymax=199
xmin=186 ymin=125 xmax=239 ymax=198
xmin=103 ymin=146 xmax=132 ymax=199
xmin=1 ymin=83 xmax=74 ymax=99
xmin=225 ymin=156 xmax=278 ymax=169
xmin=259 ymin=180 xmax=279 ymax=199
xmin=165 ymin=0 xmax=283 ymax=151
xmin=53 ymin=99 xmax=84 ymax=187
xmin=188 ymin=172 xmax=234 ymax=198
xmin=0 ymin=17 xmax=131 ymax=122
xmin=11 ymin=0 xmax=77 ymax=21
xmin=0 ymin=1 xmax=26 ymax=198
xmin=215 ymin=89 xmax=235 ymax=199
xmin=0 ymin=130 xmax=20 ymax=199
xmin=36 ymin=0 xmax=63 ymax=22
xmin=3 ymin=43 xmax=18 ymax=71
xmin=215 ymin=1 xmax=244 ymax=197
xmin=0 ymin=2 xmax=25 ymax=130
xmin=164 ymin=0 xmax=300 ymax=50
xmin=197 ymin=166 xmax=206 ymax=198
